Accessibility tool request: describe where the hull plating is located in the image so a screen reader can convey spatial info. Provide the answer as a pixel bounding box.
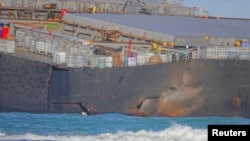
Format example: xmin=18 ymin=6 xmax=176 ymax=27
xmin=1 ymin=53 xmax=250 ymax=118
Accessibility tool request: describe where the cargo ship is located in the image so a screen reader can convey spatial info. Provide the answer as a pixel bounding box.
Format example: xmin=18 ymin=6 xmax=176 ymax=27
xmin=1 ymin=0 xmax=250 ymax=118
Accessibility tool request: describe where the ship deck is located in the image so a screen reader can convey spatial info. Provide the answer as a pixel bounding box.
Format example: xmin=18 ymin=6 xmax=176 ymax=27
xmin=63 ymin=13 xmax=250 ymax=47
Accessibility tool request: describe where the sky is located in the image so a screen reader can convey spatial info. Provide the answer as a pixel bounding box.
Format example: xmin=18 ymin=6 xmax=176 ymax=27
xmin=184 ymin=0 xmax=250 ymax=18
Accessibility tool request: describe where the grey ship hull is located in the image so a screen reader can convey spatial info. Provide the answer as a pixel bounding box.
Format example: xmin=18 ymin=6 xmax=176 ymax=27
xmin=1 ymin=53 xmax=250 ymax=118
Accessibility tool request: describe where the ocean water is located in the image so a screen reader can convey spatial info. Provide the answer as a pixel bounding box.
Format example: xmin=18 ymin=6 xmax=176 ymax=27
xmin=0 ymin=112 xmax=250 ymax=141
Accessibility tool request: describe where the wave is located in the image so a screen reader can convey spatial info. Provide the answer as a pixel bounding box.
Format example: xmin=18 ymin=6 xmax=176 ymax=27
xmin=0 ymin=123 xmax=207 ymax=141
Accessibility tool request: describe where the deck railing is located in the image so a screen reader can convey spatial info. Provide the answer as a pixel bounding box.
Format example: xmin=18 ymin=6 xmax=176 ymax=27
xmin=201 ymin=46 xmax=250 ymax=60
xmin=3 ymin=28 xmax=250 ymax=69
xmin=2 ymin=44 xmax=250 ymax=70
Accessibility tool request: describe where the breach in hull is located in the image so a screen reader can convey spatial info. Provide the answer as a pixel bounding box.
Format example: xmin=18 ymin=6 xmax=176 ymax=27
xmin=48 ymin=59 xmax=250 ymax=118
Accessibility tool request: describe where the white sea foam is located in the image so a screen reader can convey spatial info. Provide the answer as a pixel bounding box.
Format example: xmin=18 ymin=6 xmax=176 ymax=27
xmin=0 ymin=124 xmax=207 ymax=141
xmin=0 ymin=132 xmax=6 ymax=137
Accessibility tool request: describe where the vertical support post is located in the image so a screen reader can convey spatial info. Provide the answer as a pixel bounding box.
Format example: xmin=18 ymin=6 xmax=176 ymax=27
xmin=127 ymin=40 xmax=131 ymax=56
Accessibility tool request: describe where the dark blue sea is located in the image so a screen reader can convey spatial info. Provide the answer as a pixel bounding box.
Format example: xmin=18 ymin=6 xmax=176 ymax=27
xmin=0 ymin=112 xmax=250 ymax=141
